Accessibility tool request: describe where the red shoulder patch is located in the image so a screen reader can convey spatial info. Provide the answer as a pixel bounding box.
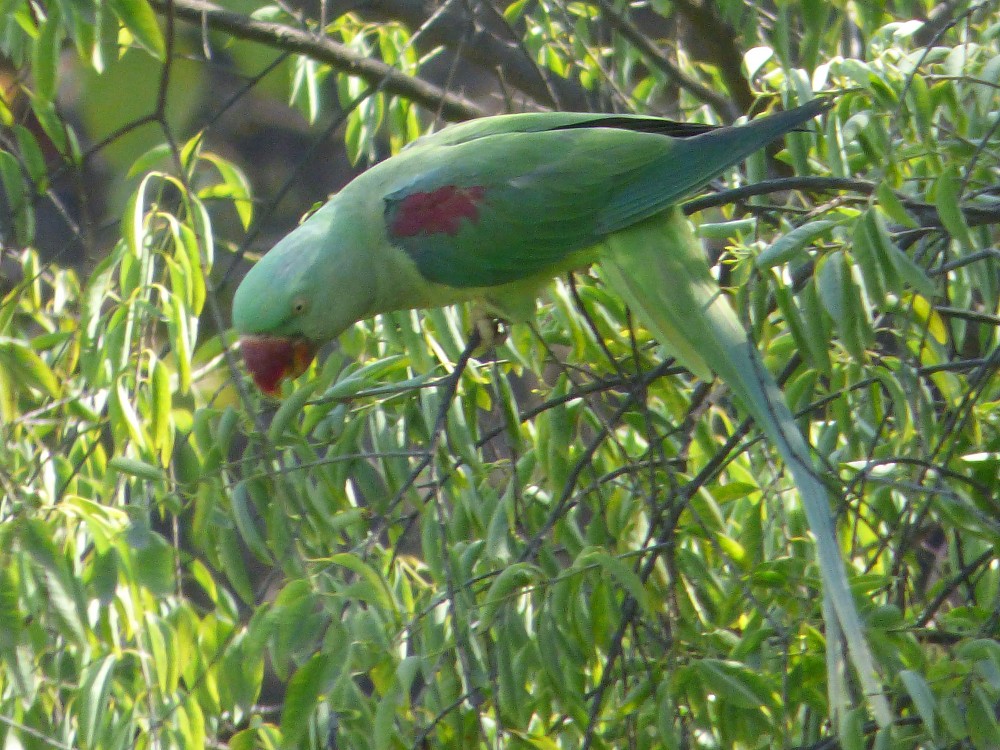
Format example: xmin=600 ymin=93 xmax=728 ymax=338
xmin=389 ymin=185 xmax=486 ymax=237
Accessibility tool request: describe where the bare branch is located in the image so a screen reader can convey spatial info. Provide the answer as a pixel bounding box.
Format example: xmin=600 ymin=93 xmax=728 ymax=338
xmin=150 ymin=0 xmax=488 ymax=121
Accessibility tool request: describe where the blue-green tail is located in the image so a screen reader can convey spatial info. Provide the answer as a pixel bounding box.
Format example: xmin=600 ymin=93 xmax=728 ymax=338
xmin=597 ymin=99 xmax=831 ymax=233
xmin=600 ymin=208 xmax=892 ymax=727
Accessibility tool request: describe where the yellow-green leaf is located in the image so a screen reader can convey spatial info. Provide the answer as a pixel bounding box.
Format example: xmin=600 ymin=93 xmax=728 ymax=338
xmin=0 ymin=339 xmax=61 ymax=397
xmin=108 ymin=0 xmax=165 ymax=57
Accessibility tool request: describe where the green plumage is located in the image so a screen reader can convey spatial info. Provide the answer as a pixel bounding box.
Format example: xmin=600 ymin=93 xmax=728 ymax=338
xmin=233 ymin=101 xmax=828 ymax=341
xmin=381 ymin=103 xmax=828 ymax=288
xmin=232 ymin=99 xmax=893 ymax=725
xmin=601 ymin=208 xmax=891 ymax=725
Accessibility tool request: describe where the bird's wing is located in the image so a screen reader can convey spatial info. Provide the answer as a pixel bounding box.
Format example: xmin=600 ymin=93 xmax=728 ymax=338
xmin=404 ymin=111 xmax=720 ymax=151
xmin=383 ymin=126 xmax=672 ymax=288
xmin=383 ymin=102 xmax=828 ymax=289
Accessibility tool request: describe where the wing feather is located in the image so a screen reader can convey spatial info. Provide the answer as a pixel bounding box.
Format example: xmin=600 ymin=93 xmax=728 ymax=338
xmin=382 ymin=101 xmax=828 ymax=289
xmin=385 ymin=129 xmax=670 ymax=287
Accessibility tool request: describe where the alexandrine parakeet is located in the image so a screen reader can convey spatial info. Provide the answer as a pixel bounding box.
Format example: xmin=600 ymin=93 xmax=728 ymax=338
xmin=232 ymin=99 xmax=891 ymax=724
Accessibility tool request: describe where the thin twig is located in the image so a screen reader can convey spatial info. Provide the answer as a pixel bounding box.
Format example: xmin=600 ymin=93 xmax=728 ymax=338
xmin=148 ymin=0 xmax=486 ymax=121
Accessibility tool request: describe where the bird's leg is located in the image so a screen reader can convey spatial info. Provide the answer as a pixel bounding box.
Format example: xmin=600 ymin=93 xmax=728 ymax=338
xmin=470 ymin=304 xmax=510 ymax=351
xmin=477 ymin=317 xmax=509 ymax=350
xmin=472 ymin=283 xmax=542 ymax=351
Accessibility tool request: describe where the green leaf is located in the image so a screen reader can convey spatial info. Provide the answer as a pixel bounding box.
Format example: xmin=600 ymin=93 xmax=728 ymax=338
xmin=903 ymin=293 xmax=948 ymax=345
xmin=481 ymin=562 xmax=540 ymax=629
xmin=324 ymin=553 xmax=396 ymax=614
xmin=78 ymin=656 xmax=118 ymax=750
xmin=838 ymin=707 xmax=865 ymax=750
xmin=864 ymin=209 xmax=935 ymax=299
xmin=168 ymin=292 xmax=193 ymax=393
xmin=109 ymin=456 xmax=165 ymax=482
xmin=150 ymin=355 xmax=173 ymax=465
xmin=817 ymin=250 xmax=869 ymax=361
xmin=0 ymin=566 xmax=23 ymax=641
xmin=888 ymin=246 xmax=936 ymax=301
xmin=0 ymin=338 xmax=61 ymax=397
xmin=281 ymin=653 xmax=332 ymax=748
xmin=853 ymin=211 xmax=891 ymax=303
xmin=875 ymin=182 xmax=918 ymax=228
xmin=290 ymin=56 xmax=322 ymax=125
xmin=899 ymin=669 xmax=936 ymax=737
xmin=31 ymin=9 xmax=61 ymax=103
xmin=21 ymin=520 xmax=88 ymax=644
xmin=506 ymin=730 xmax=563 ymax=750
xmin=968 ymin=686 xmax=1000 ymax=749
xmin=132 ymin=532 xmax=176 ymax=595
xmin=128 ymin=143 xmax=172 ymax=178
xmin=743 ymin=46 xmax=774 ymax=80
xmin=0 ymin=149 xmax=25 ymax=213
xmin=217 ymin=527 xmax=255 ymax=605
xmin=201 ymin=152 xmax=254 ymax=230
xmin=268 ymin=378 xmax=317 ymax=442
xmin=27 ymin=94 xmax=69 ymax=156
xmin=694 ymin=659 xmax=777 ymax=710
xmin=373 ymin=685 xmax=402 ymax=750
xmin=230 ymin=480 xmax=273 ymax=564
xmin=14 ymin=125 xmax=48 ymax=191
xmin=756 ymin=220 xmax=836 ymax=270
xmin=108 ymin=0 xmax=165 ymax=57
xmin=503 ymin=0 xmax=531 ymax=22
xmin=577 ymin=548 xmax=654 ymax=618
xmin=774 ymin=279 xmax=830 ymax=375
xmin=934 ymin=165 xmax=974 ymax=249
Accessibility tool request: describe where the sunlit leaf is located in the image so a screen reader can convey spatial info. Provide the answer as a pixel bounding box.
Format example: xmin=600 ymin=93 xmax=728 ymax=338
xmin=107 ymin=0 xmax=165 ymax=57
xmin=78 ymin=655 xmax=118 ymax=750
xmin=0 ymin=339 xmax=61 ymax=397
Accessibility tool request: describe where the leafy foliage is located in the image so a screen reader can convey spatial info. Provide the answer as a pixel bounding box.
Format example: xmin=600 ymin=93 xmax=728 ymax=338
xmin=1 ymin=0 xmax=999 ymax=748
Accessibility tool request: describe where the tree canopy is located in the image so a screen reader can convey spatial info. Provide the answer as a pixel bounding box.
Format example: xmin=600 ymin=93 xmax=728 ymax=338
xmin=1 ymin=0 xmax=999 ymax=748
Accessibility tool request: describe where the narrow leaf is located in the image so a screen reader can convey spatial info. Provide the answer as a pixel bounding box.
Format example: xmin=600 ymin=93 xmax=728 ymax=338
xmin=899 ymin=669 xmax=936 ymax=736
xmin=481 ymin=562 xmax=540 ymax=629
xmin=934 ymin=165 xmax=974 ymax=249
xmin=281 ymin=653 xmax=331 ymax=748
xmin=78 ymin=656 xmax=118 ymax=750
xmin=108 ymin=0 xmax=165 ymax=57
xmin=577 ymin=549 xmax=655 ymax=617
xmin=109 ymin=456 xmax=165 ymax=482
xmin=756 ymin=220 xmax=836 ymax=269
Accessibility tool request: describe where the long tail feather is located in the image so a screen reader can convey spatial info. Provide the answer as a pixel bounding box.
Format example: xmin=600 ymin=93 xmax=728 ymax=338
xmin=600 ymin=207 xmax=892 ymax=727
xmin=597 ymin=100 xmax=832 ymax=234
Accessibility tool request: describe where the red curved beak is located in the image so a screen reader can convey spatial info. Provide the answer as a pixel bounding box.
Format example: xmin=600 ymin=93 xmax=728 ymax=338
xmin=239 ymin=335 xmax=318 ymax=396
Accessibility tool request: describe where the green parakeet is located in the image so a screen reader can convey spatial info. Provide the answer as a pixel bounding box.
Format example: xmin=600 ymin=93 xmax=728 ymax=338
xmin=233 ymin=102 xmax=822 ymax=394
xmin=232 ymin=99 xmax=892 ymax=724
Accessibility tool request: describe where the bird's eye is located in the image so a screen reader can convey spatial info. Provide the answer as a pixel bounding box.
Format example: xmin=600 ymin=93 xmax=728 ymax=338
xmin=291 ymin=298 xmax=307 ymax=315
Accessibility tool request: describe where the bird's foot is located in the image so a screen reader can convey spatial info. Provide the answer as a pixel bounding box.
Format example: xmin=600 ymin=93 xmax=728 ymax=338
xmin=473 ymin=316 xmax=509 ymax=352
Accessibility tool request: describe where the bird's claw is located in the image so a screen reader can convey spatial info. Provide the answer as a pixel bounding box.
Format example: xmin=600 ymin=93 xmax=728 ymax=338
xmin=474 ymin=316 xmax=509 ymax=352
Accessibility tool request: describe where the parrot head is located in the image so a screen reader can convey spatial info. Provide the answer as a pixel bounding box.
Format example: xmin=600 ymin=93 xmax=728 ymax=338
xmin=232 ymin=201 xmax=377 ymax=396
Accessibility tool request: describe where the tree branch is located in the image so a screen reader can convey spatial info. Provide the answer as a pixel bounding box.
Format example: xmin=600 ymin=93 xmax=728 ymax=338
xmin=682 ymin=176 xmax=875 ymax=213
xmin=683 ymin=175 xmax=1000 ymax=232
xmin=594 ymin=0 xmax=739 ymax=121
xmin=671 ymin=0 xmax=755 ymax=112
xmin=357 ymin=0 xmax=594 ymax=110
xmin=150 ymin=0 xmax=487 ymax=121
